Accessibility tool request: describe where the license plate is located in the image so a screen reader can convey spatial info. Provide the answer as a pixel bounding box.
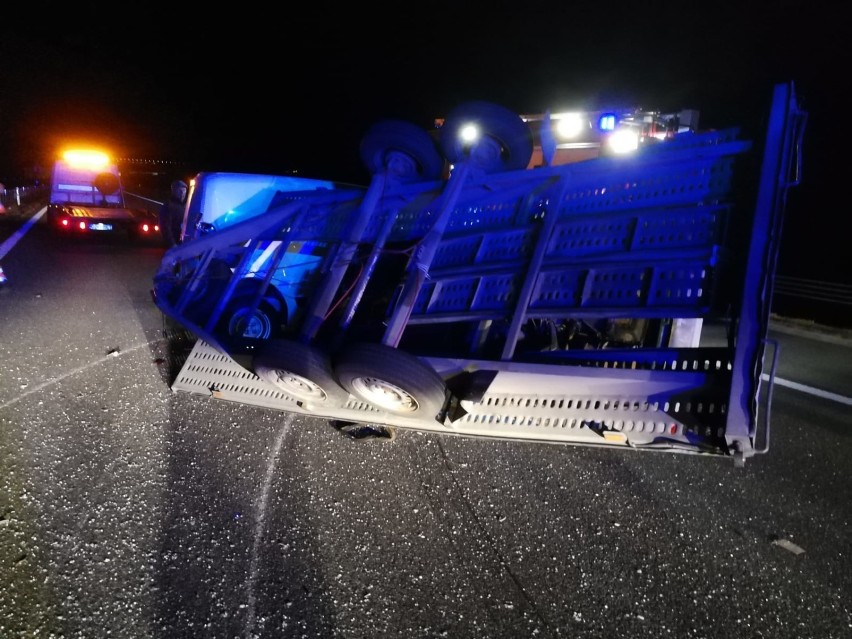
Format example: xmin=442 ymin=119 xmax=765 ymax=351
xmin=89 ymin=222 xmax=113 ymax=231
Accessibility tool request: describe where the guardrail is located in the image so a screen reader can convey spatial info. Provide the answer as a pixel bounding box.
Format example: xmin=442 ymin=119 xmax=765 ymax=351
xmin=0 ymin=187 xmax=163 ymax=218
xmin=0 ymin=184 xmax=48 ymax=211
xmin=772 ymin=275 xmax=852 ymax=328
xmin=123 ymin=191 xmax=165 ymax=217
xmin=774 ymin=275 xmax=852 ymax=307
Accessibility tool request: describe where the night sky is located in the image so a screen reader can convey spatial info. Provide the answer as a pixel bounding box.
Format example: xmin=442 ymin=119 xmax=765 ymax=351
xmin=0 ymin=1 xmax=845 ymax=282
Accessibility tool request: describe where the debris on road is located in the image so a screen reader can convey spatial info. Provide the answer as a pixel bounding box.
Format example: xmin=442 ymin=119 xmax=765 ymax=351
xmin=772 ymin=538 xmax=806 ymax=555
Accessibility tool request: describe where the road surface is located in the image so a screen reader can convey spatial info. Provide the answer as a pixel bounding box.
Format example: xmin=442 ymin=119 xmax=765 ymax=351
xmin=1 ymin=208 xmax=850 ymax=638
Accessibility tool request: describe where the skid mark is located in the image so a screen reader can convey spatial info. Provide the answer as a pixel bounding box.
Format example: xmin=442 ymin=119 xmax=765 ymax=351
xmin=0 ymin=339 xmax=159 ymax=410
xmin=244 ymin=414 xmax=295 ymax=638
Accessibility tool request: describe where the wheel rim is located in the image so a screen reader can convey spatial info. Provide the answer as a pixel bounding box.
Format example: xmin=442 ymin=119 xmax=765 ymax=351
xmin=384 ymin=149 xmax=419 ymax=179
xmin=470 ymin=136 xmax=504 ymax=169
xmin=229 ymin=308 xmax=272 ymax=339
xmin=271 ymin=370 xmax=327 ymax=401
xmin=350 ymin=376 xmax=418 ymax=412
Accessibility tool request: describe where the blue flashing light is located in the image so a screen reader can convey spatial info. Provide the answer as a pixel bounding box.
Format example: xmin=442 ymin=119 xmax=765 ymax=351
xmin=598 ymin=113 xmax=617 ymax=132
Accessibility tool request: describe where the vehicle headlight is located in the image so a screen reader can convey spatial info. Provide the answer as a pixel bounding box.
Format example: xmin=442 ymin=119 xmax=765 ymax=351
xmin=607 ymin=129 xmax=640 ymax=154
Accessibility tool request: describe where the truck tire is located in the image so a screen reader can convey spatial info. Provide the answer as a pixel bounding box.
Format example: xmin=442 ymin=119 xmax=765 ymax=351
xmin=206 ymin=273 xmax=288 ymax=341
xmin=218 ymin=297 xmax=284 ymax=340
xmin=360 ymin=120 xmax=444 ymax=181
xmin=253 ymin=339 xmax=349 ymax=406
xmin=439 ymin=101 xmax=533 ymax=173
xmin=333 ymin=342 xmax=448 ymax=418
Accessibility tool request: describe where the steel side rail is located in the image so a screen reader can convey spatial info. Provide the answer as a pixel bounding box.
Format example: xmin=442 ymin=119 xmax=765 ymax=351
xmin=726 ymin=81 xmax=807 ymax=461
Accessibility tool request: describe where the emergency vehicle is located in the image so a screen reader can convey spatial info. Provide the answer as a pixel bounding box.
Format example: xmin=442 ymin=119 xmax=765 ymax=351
xmin=46 ymin=149 xmax=162 ymax=242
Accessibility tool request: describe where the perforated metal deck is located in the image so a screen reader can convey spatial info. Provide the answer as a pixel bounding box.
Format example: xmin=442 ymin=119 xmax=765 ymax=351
xmin=173 ymin=338 xmax=735 ymax=453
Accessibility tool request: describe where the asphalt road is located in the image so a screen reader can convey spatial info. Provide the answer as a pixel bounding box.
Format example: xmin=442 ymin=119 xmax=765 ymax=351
xmin=1 ymin=211 xmax=851 ymax=638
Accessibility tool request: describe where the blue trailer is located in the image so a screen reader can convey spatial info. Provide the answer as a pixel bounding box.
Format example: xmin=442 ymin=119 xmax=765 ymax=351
xmin=152 ymin=82 xmax=806 ymax=465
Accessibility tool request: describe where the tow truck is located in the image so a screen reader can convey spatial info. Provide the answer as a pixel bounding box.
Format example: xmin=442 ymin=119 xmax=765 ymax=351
xmin=46 ymin=149 xmax=162 ymax=242
xmin=152 ymin=81 xmax=806 ymax=465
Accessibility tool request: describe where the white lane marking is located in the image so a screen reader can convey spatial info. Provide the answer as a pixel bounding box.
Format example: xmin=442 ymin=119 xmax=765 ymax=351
xmin=0 ymin=206 xmax=47 ymax=260
xmin=244 ymin=415 xmax=294 ymax=638
xmin=0 ymin=340 xmax=151 ymax=410
xmin=761 ymin=374 xmax=852 ymax=406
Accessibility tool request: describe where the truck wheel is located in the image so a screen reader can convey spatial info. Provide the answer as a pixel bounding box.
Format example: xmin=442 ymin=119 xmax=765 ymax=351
xmin=333 ymin=342 xmax=448 ymax=418
xmin=253 ymin=339 xmax=348 ymax=405
xmin=439 ymin=101 xmax=533 ymax=173
xmin=220 ymin=298 xmax=283 ymax=340
xmin=360 ymin=120 xmax=444 ymax=181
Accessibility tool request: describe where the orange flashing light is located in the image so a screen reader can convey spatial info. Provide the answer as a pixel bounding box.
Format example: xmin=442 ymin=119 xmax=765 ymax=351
xmin=62 ymin=149 xmax=111 ymax=171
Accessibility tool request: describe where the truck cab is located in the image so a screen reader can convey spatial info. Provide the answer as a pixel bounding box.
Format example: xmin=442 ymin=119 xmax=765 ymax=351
xmin=168 ymin=171 xmax=365 ymax=339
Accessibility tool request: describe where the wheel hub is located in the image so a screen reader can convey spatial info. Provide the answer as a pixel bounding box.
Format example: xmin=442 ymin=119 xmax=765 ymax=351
xmin=274 ymin=370 xmax=327 ymax=401
xmin=351 ymin=376 xmax=418 ymax=412
xmin=230 ymin=309 xmax=272 ymax=339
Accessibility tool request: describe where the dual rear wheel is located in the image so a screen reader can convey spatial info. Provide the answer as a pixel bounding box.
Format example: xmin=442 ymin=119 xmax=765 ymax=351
xmin=360 ymin=100 xmax=534 ymax=179
xmin=248 ymin=101 xmax=529 ymax=421
xmin=252 ymin=339 xmax=448 ymax=420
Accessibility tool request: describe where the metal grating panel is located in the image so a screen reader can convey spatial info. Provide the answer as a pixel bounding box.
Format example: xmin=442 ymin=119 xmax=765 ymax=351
xmin=558 ymin=155 xmax=738 ymax=215
xmin=172 ymin=342 xmax=302 ymax=411
xmin=445 ymin=197 xmax=529 ymax=234
xmin=169 ymin=342 xmax=730 ymax=454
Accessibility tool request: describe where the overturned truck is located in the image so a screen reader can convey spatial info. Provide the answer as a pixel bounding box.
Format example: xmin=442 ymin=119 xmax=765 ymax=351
xmin=152 ymin=81 xmax=806 ymax=465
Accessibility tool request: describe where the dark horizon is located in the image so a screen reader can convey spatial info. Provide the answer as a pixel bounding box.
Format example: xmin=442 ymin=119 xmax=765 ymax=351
xmin=1 ymin=1 xmax=845 ymax=286
xmin=0 ymin=2 xmax=833 ymax=179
